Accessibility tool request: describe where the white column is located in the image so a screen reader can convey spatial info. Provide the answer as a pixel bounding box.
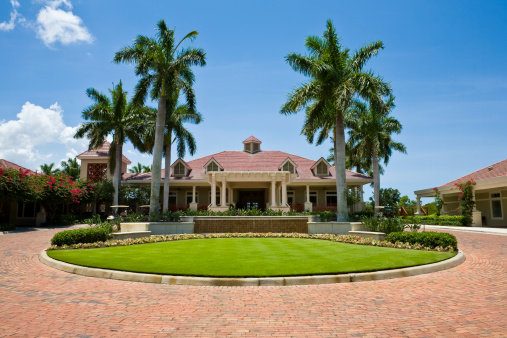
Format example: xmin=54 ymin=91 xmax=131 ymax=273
xmin=211 ymin=175 xmax=217 ymax=207
xmin=415 ymin=196 xmax=421 ymax=215
xmin=306 ymin=185 xmax=310 ymax=203
xmin=281 ymin=180 xmax=287 ymax=206
xmin=271 ymin=180 xmax=277 ymax=207
xmin=192 ymin=185 xmax=196 ymax=203
xmin=221 ymin=179 xmax=227 ymax=207
xmin=228 ymin=186 xmax=233 ymax=205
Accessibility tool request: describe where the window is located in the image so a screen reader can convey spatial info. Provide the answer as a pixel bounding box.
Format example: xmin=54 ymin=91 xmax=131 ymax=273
xmin=87 ymin=163 xmax=107 ymax=183
xmin=244 ymin=143 xmax=250 ymax=152
xmin=168 ymin=192 xmax=177 ymax=205
xmin=186 ymin=191 xmax=199 ymax=204
xmin=491 ymin=193 xmax=503 ymax=219
xmin=173 ymin=162 xmax=186 ymax=177
xmin=17 ymin=203 xmax=39 ymax=218
xmin=287 ymin=191 xmax=294 ymax=204
xmin=326 ymin=191 xmax=337 ymax=206
xmin=316 ymin=162 xmax=328 ymax=176
xmin=282 ymin=162 xmax=296 ymax=174
xmin=207 ymin=162 xmax=219 ymax=172
xmin=309 ymin=191 xmax=317 ymax=204
xmin=252 ymin=143 xmax=260 ymax=153
xmin=209 ymin=191 xmax=221 ymax=205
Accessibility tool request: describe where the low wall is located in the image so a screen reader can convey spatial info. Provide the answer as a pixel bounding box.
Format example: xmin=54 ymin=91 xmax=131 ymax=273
xmin=193 ymin=216 xmax=310 ymax=234
xmin=308 ymin=222 xmax=367 ymax=235
xmin=121 ymin=222 xmax=194 ymax=235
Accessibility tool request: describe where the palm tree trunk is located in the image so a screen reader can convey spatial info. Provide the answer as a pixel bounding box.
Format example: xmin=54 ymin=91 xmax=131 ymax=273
xmin=373 ymin=150 xmax=380 ymax=216
xmin=150 ymin=95 xmax=167 ymax=215
xmin=335 ymin=113 xmax=348 ymax=222
xmin=162 ymin=134 xmax=172 ymax=213
xmin=112 ymin=142 xmax=122 ymax=214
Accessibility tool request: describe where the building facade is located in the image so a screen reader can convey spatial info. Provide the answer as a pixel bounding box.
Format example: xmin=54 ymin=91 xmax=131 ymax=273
xmin=119 ymin=136 xmax=373 ymax=212
xmin=414 ymin=158 xmax=507 ymax=227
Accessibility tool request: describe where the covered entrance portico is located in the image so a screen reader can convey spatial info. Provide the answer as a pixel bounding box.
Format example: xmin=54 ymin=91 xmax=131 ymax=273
xmin=203 ymin=171 xmax=296 ymax=212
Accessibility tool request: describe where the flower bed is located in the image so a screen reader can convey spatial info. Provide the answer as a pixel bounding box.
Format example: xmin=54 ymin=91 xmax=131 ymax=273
xmin=48 ymin=232 xmax=457 ymax=253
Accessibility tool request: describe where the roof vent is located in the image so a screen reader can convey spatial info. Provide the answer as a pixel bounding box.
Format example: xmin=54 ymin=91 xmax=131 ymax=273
xmin=488 ymin=166 xmax=493 ymax=171
xmin=242 ymin=136 xmax=261 ymax=154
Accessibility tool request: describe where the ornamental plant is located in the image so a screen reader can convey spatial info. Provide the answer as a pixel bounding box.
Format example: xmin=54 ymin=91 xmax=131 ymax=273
xmin=454 ymin=180 xmax=475 ymax=225
xmin=433 ymin=187 xmax=444 ymax=216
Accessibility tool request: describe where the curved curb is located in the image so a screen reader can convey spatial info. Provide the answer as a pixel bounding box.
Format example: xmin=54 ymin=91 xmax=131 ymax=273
xmin=39 ymin=250 xmax=465 ymax=287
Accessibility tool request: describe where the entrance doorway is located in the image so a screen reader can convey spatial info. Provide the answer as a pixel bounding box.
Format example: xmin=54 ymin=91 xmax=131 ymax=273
xmin=237 ymin=190 xmax=265 ymax=210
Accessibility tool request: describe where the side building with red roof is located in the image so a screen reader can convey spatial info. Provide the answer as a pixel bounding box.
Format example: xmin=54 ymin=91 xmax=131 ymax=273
xmin=114 ymin=136 xmax=373 ymax=213
xmin=414 ymin=159 xmax=507 ymax=227
xmin=0 ymin=159 xmax=42 ymax=226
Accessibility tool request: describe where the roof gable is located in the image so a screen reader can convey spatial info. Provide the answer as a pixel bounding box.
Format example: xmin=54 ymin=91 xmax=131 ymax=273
xmin=242 ymin=136 xmax=261 ymax=144
xmin=203 ymin=157 xmax=223 ymax=171
xmin=77 ymin=141 xmax=131 ymax=164
xmin=279 ymin=157 xmax=298 ymax=170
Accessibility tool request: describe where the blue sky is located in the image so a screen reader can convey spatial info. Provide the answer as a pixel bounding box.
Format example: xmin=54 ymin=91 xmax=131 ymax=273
xmin=1 ymin=0 xmax=506 ymax=201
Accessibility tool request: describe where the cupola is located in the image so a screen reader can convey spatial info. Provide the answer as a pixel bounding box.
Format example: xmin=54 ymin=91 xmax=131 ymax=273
xmin=243 ymin=136 xmax=262 ymax=154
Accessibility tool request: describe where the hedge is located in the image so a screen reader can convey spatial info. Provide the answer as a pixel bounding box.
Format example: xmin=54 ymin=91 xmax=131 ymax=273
xmin=385 ymin=231 xmax=458 ymax=251
xmin=401 ymin=215 xmax=467 ymax=226
xmin=0 ymin=223 xmax=15 ymax=231
xmin=50 ymin=227 xmax=111 ymax=246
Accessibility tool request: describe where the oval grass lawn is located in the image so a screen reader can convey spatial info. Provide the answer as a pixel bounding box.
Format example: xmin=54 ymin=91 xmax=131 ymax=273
xmin=47 ymin=238 xmax=456 ymax=277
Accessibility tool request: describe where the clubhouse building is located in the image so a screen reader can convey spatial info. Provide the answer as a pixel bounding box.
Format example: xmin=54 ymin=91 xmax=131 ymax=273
xmin=78 ymin=136 xmax=373 ymax=212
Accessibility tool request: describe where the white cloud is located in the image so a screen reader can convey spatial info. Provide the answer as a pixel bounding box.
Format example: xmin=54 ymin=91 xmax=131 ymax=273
xmin=0 ymin=101 xmax=88 ymax=169
xmin=0 ymin=0 xmax=22 ymax=31
xmin=36 ymin=3 xmax=93 ymax=47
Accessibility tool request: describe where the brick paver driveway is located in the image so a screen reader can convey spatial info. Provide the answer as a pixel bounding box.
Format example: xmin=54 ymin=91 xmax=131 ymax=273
xmin=0 ymin=228 xmax=505 ymax=337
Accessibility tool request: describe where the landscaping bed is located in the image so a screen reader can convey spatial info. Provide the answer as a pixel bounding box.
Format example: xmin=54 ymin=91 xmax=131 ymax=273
xmin=46 ymin=236 xmax=456 ymax=277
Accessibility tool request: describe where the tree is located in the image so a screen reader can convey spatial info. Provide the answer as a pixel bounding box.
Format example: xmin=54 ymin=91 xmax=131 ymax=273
xmin=40 ymin=163 xmax=60 ymax=175
xmin=281 ymin=19 xmax=391 ymax=221
xmin=74 ymin=81 xmax=146 ymax=211
xmin=347 ymin=97 xmax=406 ymax=214
xmin=129 ymin=162 xmax=152 ymax=173
xmin=141 ymin=97 xmax=201 ymax=212
xmin=114 ymin=20 xmax=206 ymax=215
xmin=369 ymin=188 xmax=401 ymax=208
xmin=60 ymin=158 xmax=80 ymax=180
xmin=398 ymin=195 xmax=416 ymax=208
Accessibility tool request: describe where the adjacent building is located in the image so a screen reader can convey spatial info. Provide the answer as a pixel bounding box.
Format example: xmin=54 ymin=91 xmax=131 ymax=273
xmin=414 ymin=158 xmax=507 ymax=227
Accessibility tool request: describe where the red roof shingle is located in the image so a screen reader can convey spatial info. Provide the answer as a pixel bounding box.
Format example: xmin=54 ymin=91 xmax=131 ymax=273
xmin=77 ymin=141 xmax=131 ymax=164
xmin=242 ymin=136 xmax=262 ymax=144
xmin=0 ymin=159 xmax=37 ymax=175
xmin=442 ymin=158 xmax=507 ymax=187
xmin=123 ymin=150 xmax=372 ymax=182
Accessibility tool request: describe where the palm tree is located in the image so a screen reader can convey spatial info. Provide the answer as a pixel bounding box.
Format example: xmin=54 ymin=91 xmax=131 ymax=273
xmin=347 ymin=97 xmax=406 ymax=214
xmin=129 ymin=163 xmax=153 ymax=173
xmin=129 ymin=163 xmax=144 ymax=173
xmin=140 ymin=94 xmax=202 ymax=212
xmin=74 ymin=81 xmax=146 ymax=210
xmin=114 ymin=20 xmax=206 ymax=215
xmin=60 ymin=158 xmax=80 ymax=180
xmin=40 ymin=163 xmax=60 ymax=175
xmin=281 ymin=19 xmax=391 ymax=221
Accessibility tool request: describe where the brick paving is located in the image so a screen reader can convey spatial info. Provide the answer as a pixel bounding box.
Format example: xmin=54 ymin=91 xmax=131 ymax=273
xmin=0 ymin=228 xmax=505 ymax=337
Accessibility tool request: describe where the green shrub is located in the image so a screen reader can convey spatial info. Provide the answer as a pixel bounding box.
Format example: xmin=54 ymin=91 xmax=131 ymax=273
xmin=0 ymin=223 xmax=15 ymax=231
xmin=385 ymin=231 xmax=458 ymax=251
xmin=51 ymin=227 xmax=111 ymax=246
xmin=349 ymin=209 xmax=374 ymax=221
xmin=401 ymin=215 xmax=466 ymax=226
xmin=361 ymin=217 xmax=407 ymax=234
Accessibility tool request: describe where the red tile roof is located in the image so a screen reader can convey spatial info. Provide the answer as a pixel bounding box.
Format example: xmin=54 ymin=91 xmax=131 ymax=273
xmin=242 ymin=136 xmax=261 ymax=144
xmin=0 ymin=159 xmax=37 ymax=175
xmin=123 ymin=150 xmax=372 ymax=182
xmin=441 ymin=158 xmax=507 ymax=187
xmin=76 ymin=141 xmax=131 ymax=164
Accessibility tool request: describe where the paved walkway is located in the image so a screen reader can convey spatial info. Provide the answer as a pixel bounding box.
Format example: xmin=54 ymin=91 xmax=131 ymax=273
xmin=0 ymin=227 xmax=505 ymax=337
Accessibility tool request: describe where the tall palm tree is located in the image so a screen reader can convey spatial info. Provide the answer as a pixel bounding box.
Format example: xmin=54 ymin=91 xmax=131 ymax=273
xmin=347 ymin=97 xmax=406 ymax=214
xmin=141 ymin=95 xmax=202 ymax=212
xmin=60 ymin=158 xmax=80 ymax=180
xmin=40 ymin=162 xmax=59 ymax=175
xmin=74 ymin=81 xmax=146 ymax=210
xmin=281 ymin=19 xmax=391 ymax=221
xmin=114 ymin=20 xmax=206 ymax=215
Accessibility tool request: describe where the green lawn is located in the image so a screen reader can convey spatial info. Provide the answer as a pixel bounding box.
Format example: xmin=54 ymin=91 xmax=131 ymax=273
xmin=47 ymin=238 xmax=456 ymax=277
